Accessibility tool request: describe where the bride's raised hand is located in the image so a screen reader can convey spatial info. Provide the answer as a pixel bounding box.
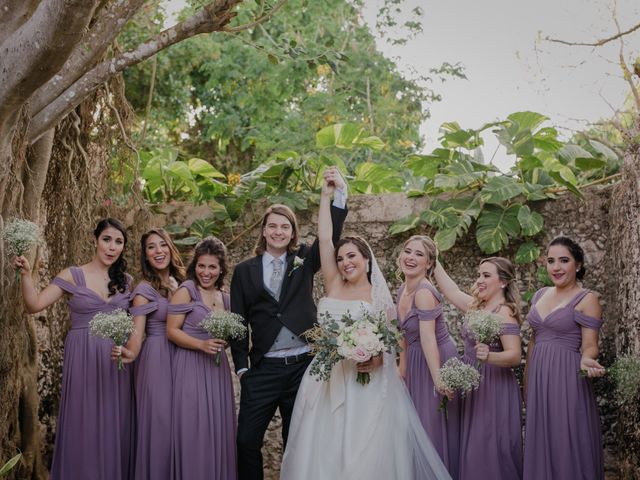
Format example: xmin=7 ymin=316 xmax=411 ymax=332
xmin=321 ymin=170 xmax=336 ymax=197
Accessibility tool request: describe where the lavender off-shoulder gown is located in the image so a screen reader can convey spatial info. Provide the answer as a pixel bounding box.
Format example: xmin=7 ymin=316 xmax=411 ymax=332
xmin=523 ymin=288 xmax=604 ymax=480
xmin=50 ymin=266 xmax=133 ymax=480
xmin=168 ymin=280 xmax=237 ymax=480
xmin=129 ymin=282 xmax=173 ymax=480
xmin=399 ymin=283 xmax=461 ymax=479
xmin=459 ymin=317 xmax=523 ymax=480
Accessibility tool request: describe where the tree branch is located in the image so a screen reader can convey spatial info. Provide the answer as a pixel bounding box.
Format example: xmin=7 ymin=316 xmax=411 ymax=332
xmin=0 ymin=0 xmax=100 ymax=119
xmin=545 ymin=21 xmax=640 ymax=47
xmin=28 ymin=0 xmax=147 ymax=118
xmin=28 ymin=0 xmax=243 ymax=143
xmin=224 ymin=0 xmax=287 ymax=33
xmin=0 ymin=0 xmax=40 ymax=47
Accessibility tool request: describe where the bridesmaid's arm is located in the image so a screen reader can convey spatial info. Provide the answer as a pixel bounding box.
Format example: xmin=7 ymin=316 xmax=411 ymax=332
xmin=111 ymin=295 xmax=148 ymax=364
xmin=433 ymin=260 xmax=473 ymax=313
xmin=415 ymin=289 xmax=448 ymax=395
xmin=578 ymin=293 xmax=605 ymax=378
xmin=398 ymin=337 xmax=408 ymax=380
xmin=476 ymin=307 xmax=521 ymax=367
xmin=14 ymin=256 xmax=66 ymax=313
xmin=167 ymin=287 xmax=225 ymax=354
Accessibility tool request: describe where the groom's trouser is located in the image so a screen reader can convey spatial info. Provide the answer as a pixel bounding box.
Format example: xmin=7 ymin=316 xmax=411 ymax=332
xmin=237 ymin=355 xmax=312 ymax=480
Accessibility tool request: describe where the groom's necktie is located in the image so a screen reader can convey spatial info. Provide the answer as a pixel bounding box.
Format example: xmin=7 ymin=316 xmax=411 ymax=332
xmin=269 ymin=258 xmax=284 ymax=300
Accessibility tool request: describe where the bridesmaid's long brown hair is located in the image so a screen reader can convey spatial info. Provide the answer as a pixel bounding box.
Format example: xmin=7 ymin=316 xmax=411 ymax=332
xmin=471 ymin=257 xmax=522 ymax=324
xmin=139 ymin=228 xmax=185 ymax=298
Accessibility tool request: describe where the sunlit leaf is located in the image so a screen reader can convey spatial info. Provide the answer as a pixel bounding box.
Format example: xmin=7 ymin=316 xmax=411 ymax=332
xmin=507 ymin=111 xmax=549 ymax=132
xmin=476 ymin=204 xmax=521 ymax=253
xmin=515 ymin=242 xmax=541 ymax=264
xmin=517 ymin=205 xmax=544 ymax=236
xmin=389 ymin=214 xmax=421 ymax=235
xmin=434 ymin=227 xmax=458 ymax=251
xmin=480 ymin=176 xmax=524 ymax=204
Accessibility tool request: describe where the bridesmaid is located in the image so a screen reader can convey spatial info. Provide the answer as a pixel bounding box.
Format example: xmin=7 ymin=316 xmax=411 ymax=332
xmin=397 ymin=235 xmax=461 ymax=478
xmin=523 ymin=236 xmax=605 ymax=479
xmin=14 ymin=218 xmax=133 ymax=480
xmin=113 ymin=228 xmax=186 ymax=480
xmin=434 ymin=257 xmax=523 ymax=480
xmin=166 ymin=236 xmax=237 ymax=480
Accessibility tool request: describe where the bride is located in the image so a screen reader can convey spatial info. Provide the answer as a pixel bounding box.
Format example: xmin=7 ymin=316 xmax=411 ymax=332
xmin=280 ymin=174 xmax=452 ymax=480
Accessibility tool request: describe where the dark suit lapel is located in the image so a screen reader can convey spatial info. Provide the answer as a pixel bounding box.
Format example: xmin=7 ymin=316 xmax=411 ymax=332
xmin=249 ymin=256 xmax=268 ymax=299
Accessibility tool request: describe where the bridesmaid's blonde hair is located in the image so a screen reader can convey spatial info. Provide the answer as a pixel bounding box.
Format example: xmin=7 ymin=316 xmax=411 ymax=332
xmin=471 ymin=257 xmax=522 ymax=324
xmin=401 ymin=235 xmax=437 ymax=280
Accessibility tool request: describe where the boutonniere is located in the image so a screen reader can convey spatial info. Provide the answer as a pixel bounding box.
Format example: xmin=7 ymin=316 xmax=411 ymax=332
xmin=288 ymin=256 xmax=305 ymax=277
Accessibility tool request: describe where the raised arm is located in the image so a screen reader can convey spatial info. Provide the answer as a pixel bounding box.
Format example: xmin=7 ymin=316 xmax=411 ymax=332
xmin=15 ymin=255 xmax=66 ymax=313
xmin=433 ymin=260 xmax=473 ymax=313
xmin=319 ymin=174 xmax=341 ymax=293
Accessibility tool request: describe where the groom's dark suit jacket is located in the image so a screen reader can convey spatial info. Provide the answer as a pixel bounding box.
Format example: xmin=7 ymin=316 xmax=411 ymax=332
xmin=230 ymin=205 xmax=347 ymax=372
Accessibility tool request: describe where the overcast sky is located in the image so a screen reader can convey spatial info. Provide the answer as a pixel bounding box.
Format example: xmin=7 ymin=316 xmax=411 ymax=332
xmin=363 ymin=0 xmax=639 ymax=169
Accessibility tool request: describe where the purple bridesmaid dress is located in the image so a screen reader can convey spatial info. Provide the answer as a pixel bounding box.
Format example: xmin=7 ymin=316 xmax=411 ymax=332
xmin=129 ymin=282 xmax=173 ymax=480
xmin=399 ymin=283 xmax=461 ymax=479
xmin=50 ymin=266 xmax=133 ymax=480
xmin=459 ymin=318 xmax=523 ymax=480
xmin=523 ymin=288 xmax=604 ymax=480
xmin=168 ymin=280 xmax=237 ymax=480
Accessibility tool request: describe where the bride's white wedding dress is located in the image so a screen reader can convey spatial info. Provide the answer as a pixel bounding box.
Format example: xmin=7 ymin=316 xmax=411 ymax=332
xmin=280 ymin=298 xmax=452 ymax=480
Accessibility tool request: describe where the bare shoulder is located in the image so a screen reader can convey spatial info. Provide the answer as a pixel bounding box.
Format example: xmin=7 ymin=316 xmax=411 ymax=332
xmin=496 ymin=304 xmax=519 ymax=325
xmin=171 ymin=286 xmax=192 ymax=305
xmin=414 ymin=284 xmax=437 ymax=309
xmin=56 ymin=267 xmax=74 ymax=284
xmin=577 ymin=291 xmax=602 ymax=319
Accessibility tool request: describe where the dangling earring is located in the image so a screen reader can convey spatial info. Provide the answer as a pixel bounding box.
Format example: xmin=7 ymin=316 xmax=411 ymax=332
xmin=576 ymin=268 xmax=580 ymax=272
xmin=501 ymin=284 xmax=506 ymax=289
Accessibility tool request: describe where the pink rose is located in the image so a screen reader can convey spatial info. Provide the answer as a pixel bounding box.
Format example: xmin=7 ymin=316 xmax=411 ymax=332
xmin=352 ymin=347 xmax=371 ymax=363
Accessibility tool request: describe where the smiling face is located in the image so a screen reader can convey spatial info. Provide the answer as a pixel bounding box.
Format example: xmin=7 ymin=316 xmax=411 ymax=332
xmin=546 ymin=244 xmax=580 ymax=288
xmin=95 ymin=226 xmax=125 ymax=266
xmin=336 ymin=242 xmax=369 ymax=283
xmin=399 ymin=239 xmax=432 ymax=279
xmin=474 ymin=261 xmax=504 ymax=301
xmin=262 ymin=213 xmax=293 ymax=256
xmin=144 ymin=233 xmax=171 ymax=272
xmin=195 ymin=254 xmax=221 ymax=290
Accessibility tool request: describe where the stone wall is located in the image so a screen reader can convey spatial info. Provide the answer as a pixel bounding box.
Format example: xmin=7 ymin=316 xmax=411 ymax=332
xmin=30 ymin=180 xmax=638 ymax=478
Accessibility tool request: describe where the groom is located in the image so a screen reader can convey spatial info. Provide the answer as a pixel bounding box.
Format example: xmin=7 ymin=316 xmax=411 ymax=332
xmin=230 ymin=167 xmax=347 ymax=480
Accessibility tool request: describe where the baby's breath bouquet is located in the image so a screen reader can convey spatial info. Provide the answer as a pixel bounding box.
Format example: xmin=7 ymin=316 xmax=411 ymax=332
xmin=305 ymin=308 xmax=401 ymax=385
xmin=466 ymin=310 xmax=503 ymax=344
xmin=199 ymin=311 xmax=247 ymax=365
xmin=607 ymin=355 xmax=640 ymax=403
xmin=438 ymin=357 xmax=481 ymax=418
xmin=1 ymin=219 xmax=41 ymax=280
xmin=89 ymin=308 xmax=135 ymax=370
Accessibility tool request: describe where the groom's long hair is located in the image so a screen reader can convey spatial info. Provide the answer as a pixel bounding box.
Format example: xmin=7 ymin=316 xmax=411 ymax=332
xmin=254 ymin=204 xmax=300 ymax=256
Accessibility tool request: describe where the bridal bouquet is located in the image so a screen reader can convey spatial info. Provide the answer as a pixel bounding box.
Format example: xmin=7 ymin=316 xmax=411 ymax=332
xmin=306 ymin=308 xmax=401 ymax=385
xmin=2 ymin=218 xmax=41 ymax=280
xmin=438 ymin=357 xmax=481 ymax=418
xmin=199 ymin=311 xmax=247 ymax=366
xmin=89 ymin=308 xmax=135 ymax=370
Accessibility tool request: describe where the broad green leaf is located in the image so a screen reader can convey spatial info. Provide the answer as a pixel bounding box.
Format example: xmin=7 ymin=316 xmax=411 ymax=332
xmin=167 ymin=162 xmax=195 ymax=184
xmin=354 ymin=135 xmax=385 ymax=151
xmin=515 ymin=242 xmax=541 ymax=264
xmin=434 ymin=227 xmax=459 ymax=251
xmin=270 ymin=191 xmax=308 ymax=210
xmin=536 ymin=266 xmax=554 ymax=286
xmin=517 ymin=205 xmax=544 ymax=236
xmin=434 ymin=160 xmax=483 ymax=190
xmin=522 ymin=182 xmax=551 ymax=201
xmin=507 ymin=111 xmax=549 ymax=133
xmin=516 ymin=156 xmax=543 ymax=172
xmin=476 ymin=204 xmax=521 ymax=253
xmin=174 ymin=236 xmax=200 ymax=246
xmin=187 ymin=158 xmax=226 ymax=179
xmin=0 ymin=453 xmax=21 ymax=475
xmin=164 ymin=224 xmax=188 ymax=235
xmin=351 ymin=162 xmax=403 ymax=193
xmin=532 ymin=127 xmax=564 ymax=152
xmin=315 ymin=123 xmax=361 ymax=149
xmin=190 ymin=217 xmax=219 ymax=238
xmin=389 ymin=214 xmax=421 ymax=235
xmin=479 ymin=176 xmax=524 ymax=204
xmin=404 ymin=154 xmax=443 ymax=179
xmin=588 ymin=140 xmax=618 ymax=162
xmin=558 ymin=144 xmax=593 ymax=163
xmin=511 ymin=129 xmax=535 ymax=157
xmin=575 ymin=157 xmax=607 ymax=170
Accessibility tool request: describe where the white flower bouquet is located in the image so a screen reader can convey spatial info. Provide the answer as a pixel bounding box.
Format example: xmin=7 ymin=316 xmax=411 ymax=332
xmin=438 ymin=357 xmax=481 ymax=418
xmin=199 ymin=311 xmax=247 ymax=365
xmin=89 ymin=308 xmax=135 ymax=370
xmin=466 ymin=309 xmax=503 ymax=345
xmin=306 ymin=308 xmax=401 ymax=385
xmin=1 ymin=219 xmax=41 ymax=280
